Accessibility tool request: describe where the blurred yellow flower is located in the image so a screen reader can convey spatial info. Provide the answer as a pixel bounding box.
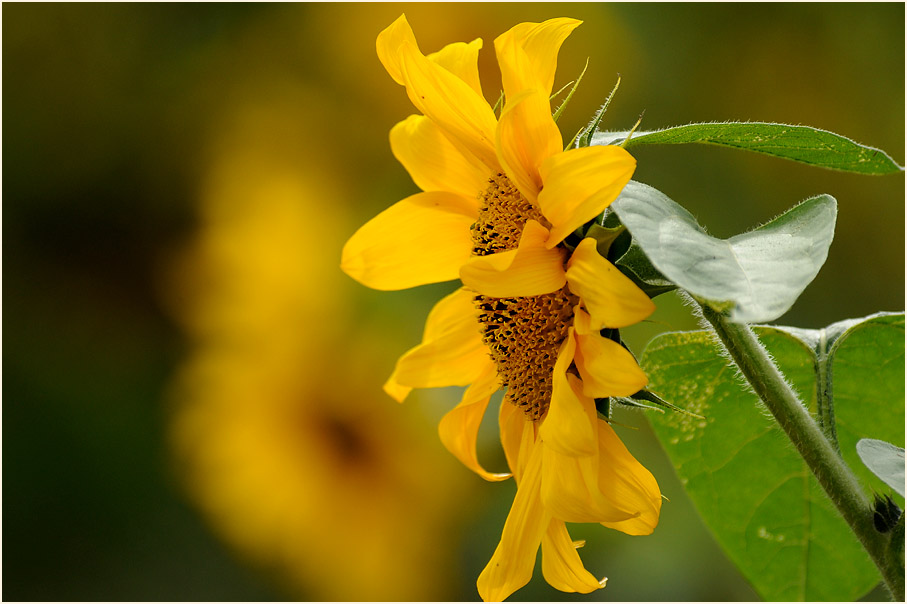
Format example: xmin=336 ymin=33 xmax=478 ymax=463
xmin=167 ymin=99 xmax=471 ymax=601
xmin=341 ymin=14 xmax=662 ymax=602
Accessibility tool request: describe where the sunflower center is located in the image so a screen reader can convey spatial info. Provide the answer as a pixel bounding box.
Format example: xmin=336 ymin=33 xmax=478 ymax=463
xmin=471 ymin=174 xmax=578 ymax=421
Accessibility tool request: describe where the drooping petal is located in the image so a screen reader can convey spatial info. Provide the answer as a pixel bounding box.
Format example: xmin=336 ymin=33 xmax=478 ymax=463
xmin=538 ymin=333 xmax=595 ymax=457
xmin=390 ymin=115 xmax=490 ymax=200
xmin=341 ymin=191 xmax=477 ymax=290
xmin=427 ymin=38 xmax=484 ymax=97
xmin=459 ymin=220 xmax=566 ymax=297
xmin=499 ymin=398 xmax=529 ymax=481
xmin=540 ymin=387 xmax=639 ymax=524
xmin=495 ymin=88 xmax=562 ymax=204
xmin=573 ymin=308 xmax=648 ymax=398
xmin=383 ymin=287 xmax=489 ymax=400
xmin=540 ymin=441 xmax=637 ymax=524
xmin=438 ymin=361 xmax=511 ymax=482
xmin=537 ymin=145 xmax=636 ymax=247
xmin=566 ymin=238 xmax=655 ymax=328
xmin=596 ymin=419 xmax=662 ymax=536
xmin=477 ymin=437 xmax=550 ymax=602
xmin=494 ymin=18 xmax=583 ymax=98
xmin=541 ymin=520 xmax=605 ymax=594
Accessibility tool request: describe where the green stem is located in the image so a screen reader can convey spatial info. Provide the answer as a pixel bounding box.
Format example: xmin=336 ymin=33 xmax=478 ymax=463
xmin=698 ymin=302 xmax=904 ymax=600
xmin=814 ymin=328 xmax=841 ymax=455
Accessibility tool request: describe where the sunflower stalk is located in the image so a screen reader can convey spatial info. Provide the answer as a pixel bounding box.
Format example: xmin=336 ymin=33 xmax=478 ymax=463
xmin=698 ymin=302 xmax=905 ymax=601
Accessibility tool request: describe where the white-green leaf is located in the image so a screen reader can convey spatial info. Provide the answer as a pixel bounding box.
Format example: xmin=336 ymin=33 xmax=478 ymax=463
xmin=857 ymin=439 xmax=905 ymax=497
xmin=592 ymin=122 xmax=904 ymax=175
xmin=612 ymin=181 xmax=836 ymax=323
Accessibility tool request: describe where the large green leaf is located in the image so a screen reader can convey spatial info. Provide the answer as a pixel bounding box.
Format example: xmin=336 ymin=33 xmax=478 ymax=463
xmin=612 ymin=181 xmax=836 ymax=323
xmin=591 ymin=122 xmax=904 ymax=175
xmin=643 ymin=313 xmax=905 ymax=601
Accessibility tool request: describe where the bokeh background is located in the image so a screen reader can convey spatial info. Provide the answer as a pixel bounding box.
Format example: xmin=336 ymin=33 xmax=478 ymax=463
xmin=4 ymin=3 xmax=904 ymax=601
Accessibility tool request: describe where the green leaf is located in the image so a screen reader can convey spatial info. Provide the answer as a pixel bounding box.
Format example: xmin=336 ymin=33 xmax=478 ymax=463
xmin=592 ymin=122 xmax=904 ymax=175
xmin=612 ymin=181 xmax=836 ymax=323
xmin=643 ymin=314 xmax=905 ymax=600
xmin=857 ymin=439 xmax=905 ymax=497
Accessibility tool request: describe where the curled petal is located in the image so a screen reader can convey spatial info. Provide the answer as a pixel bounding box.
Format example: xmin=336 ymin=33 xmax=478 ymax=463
xmin=573 ymin=309 xmax=648 ymax=398
xmin=477 ymin=439 xmax=549 ymax=602
xmin=341 ymin=191 xmax=477 ymax=290
xmin=541 ymin=520 xmax=605 ymax=594
xmin=539 ymin=334 xmax=595 ymax=457
xmin=384 ymin=287 xmax=489 ymax=400
xmin=390 ymin=115 xmax=490 ymax=199
xmin=438 ymin=362 xmax=511 ymax=481
xmin=376 ymin=14 xmax=419 ymax=86
xmin=537 ymin=145 xmax=636 ymax=247
xmin=459 ymin=220 xmax=566 ymax=297
xmin=494 ymin=18 xmax=582 ymax=98
xmin=567 ymin=238 xmax=655 ymax=328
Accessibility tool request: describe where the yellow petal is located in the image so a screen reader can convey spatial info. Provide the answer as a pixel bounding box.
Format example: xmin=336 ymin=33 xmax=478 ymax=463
xmin=573 ymin=309 xmax=648 ymax=398
xmin=499 ymin=398 xmax=529 ymax=481
xmin=399 ymin=41 xmax=500 ymax=172
xmin=596 ymin=419 xmax=662 ymax=536
xmin=567 ymin=237 xmax=655 ymax=328
xmin=376 ymin=14 xmax=418 ymax=86
xmin=539 ymin=390 xmax=639 ymax=524
xmin=384 ymin=287 xmax=489 ymax=400
xmin=539 ymin=334 xmax=595 ymax=457
xmin=390 ymin=115 xmax=490 ymax=200
xmin=540 ymin=440 xmax=636 ymax=524
xmin=341 ymin=191 xmax=476 ymax=290
xmin=495 ymin=88 xmax=562 ymax=204
xmin=494 ymin=18 xmax=583 ymax=98
xmin=537 ymin=145 xmax=636 ymax=247
xmin=477 ymin=439 xmax=550 ymax=602
xmin=382 ymin=377 xmax=412 ymax=404
xmin=438 ymin=362 xmax=511 ymax=482
xmin=541 ymin=520 xmax=605 ymax=594
xmin=427 ymin=38 xmax=484 ymax=97
xmin=459 ymin=220 xmax=566 ymax=297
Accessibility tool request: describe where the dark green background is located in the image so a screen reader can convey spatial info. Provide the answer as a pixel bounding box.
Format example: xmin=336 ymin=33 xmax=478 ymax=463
xmin=4 ymin=3 xmax=903 ymax=600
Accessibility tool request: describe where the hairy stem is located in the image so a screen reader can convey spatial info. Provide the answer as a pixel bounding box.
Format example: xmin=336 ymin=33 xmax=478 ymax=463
xmin=699 ymin=302 xmax=904 ymax=600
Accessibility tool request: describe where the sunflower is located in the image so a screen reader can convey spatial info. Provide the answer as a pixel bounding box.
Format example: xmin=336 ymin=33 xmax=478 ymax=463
xmin=341 ymin=14 xmax=662 ymax=601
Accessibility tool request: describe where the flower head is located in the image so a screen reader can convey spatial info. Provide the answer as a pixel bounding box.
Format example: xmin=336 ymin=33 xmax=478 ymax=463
xmin=341 ymin=14 xmax=661 ymax=601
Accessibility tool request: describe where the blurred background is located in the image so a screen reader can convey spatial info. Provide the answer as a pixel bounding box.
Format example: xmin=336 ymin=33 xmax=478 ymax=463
xmin=3 ymin=3 xmax=903 ymax=601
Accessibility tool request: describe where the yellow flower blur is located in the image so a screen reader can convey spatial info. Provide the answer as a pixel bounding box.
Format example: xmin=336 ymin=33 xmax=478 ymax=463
xmin=341 ymin=14 xmax=662 ymax=601
xmin=168 ymin=99 xmax=472 ymax=601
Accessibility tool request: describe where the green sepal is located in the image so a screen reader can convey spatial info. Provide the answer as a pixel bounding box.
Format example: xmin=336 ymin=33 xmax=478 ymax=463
xmin=595 ymin=397 xmax=611 ymax=420
xmin=613 ymin=388 xmax=705 ymax=418
xmin=592 ymin=121 xmax=904 ymax=175
xmin=552 ymin=58 xmax=589 ymax=124
xmin=576 ymin=75 xmax=621 ymax=148
xmin=583 ymin=223 xmax=625 ymax=257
